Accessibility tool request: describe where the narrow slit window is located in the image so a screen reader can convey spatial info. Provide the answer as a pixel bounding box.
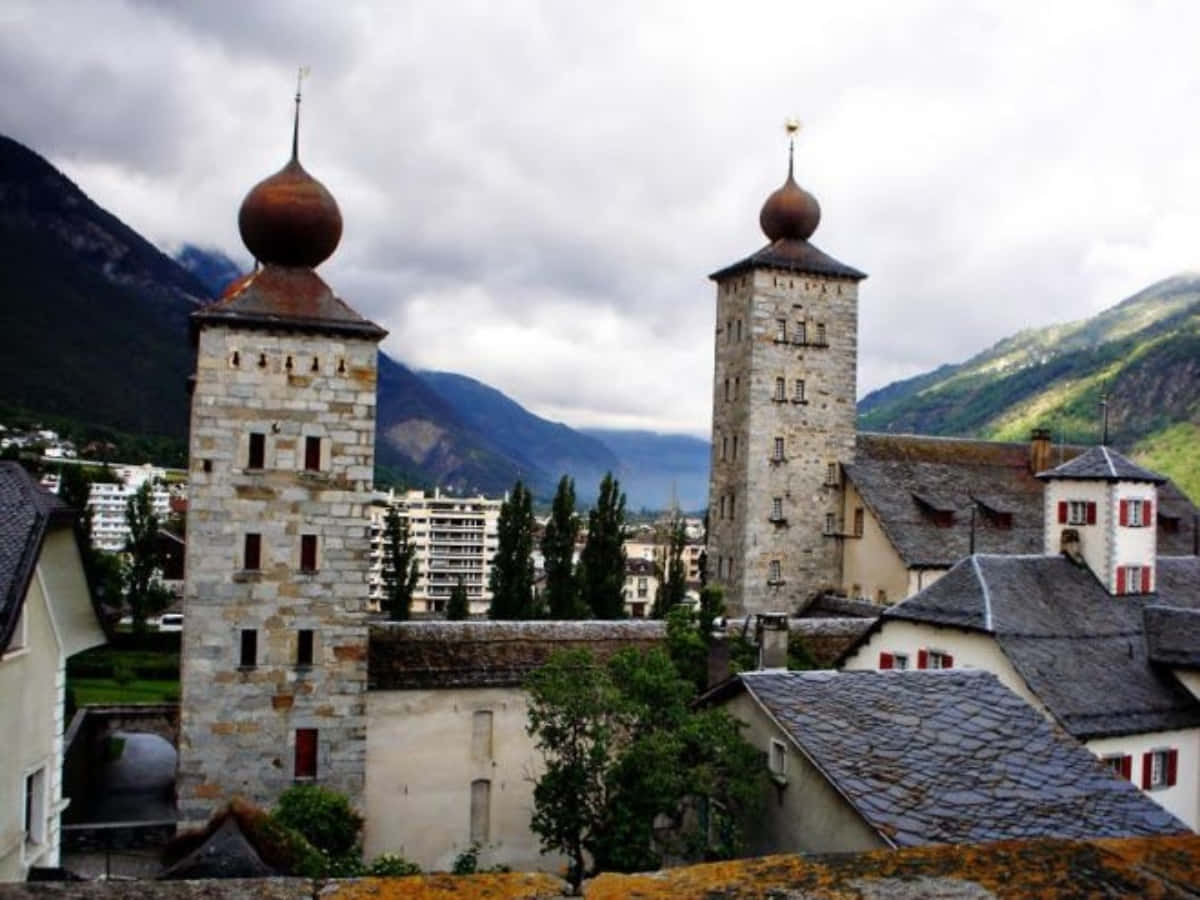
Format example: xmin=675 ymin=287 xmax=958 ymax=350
xmin=248 ymin=432 xmax=266 ymax=469
xmin=774 ymin=377 xmax=786 ymax=401
xmin=304 ymin=436 xmax=321 ymax=472
xmin=469 ymin=779 xmax=491 ymax=843
xmin=300 ymin=534 xmax=318 ymax=572
xmin=244 ymin=533 xmax=262 ymax=571
xmin=295 ymin=729 xmax=318 ymax=779
xmin=773 ymin=437 xmax=785 ymax=461
xmin=240 ymin=628 xmax=257 ymax=668
xmin=297 ymin=629 xmax=314 ymax=666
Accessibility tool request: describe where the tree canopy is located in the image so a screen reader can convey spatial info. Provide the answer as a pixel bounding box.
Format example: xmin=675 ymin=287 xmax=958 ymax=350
xmin=578 ymin=473 xmax=627 ymax=619
xmin=541 ymin=475 xmax=585 ymax=618
xmin=489 ymin=480 xmax=538 ymax=619
xmin=123 ymin=480 xmax=171 ymax=633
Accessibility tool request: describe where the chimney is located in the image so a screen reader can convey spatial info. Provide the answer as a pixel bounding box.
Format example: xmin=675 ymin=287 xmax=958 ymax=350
xmin=756 ymin=612 xmax=789 ymax=670
xmin=1029 ymin=427 xmax=1052 ymax=475
xmin=1060 ymin=528 xmax=1084 ymax=565
xmin=707 ymin=630 xmax=731 ymax=689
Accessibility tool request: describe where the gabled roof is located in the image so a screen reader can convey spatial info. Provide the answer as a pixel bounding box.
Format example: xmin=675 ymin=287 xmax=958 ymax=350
xmin=192 ymin=264 xmax=386 ymax=339
xmin=1145 ymin=605 xmax=1200 ymax=669
xmin=0 ymin=462 xmax=72 ymax=654
xmin=1037 ymin=445 xmax=1166 ymax=484
xmin=881 ymin=554 xmax=1200 ymax=738
xmin=708 ymin=238 xmax=866 ymax=282
xmin=734 ymin=669 xmax=1186 ymax=847
xmin=848 ymin=433 xmax=1199 ymax=566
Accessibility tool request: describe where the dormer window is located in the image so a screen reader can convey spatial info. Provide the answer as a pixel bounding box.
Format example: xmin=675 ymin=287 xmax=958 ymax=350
xmin=1059 ymin=500 xmax=1096 ymax=526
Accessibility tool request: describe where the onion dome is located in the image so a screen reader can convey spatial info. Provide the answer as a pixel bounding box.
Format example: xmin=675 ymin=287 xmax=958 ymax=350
xmin=759 ymin=148 xmax=821 ymax=242
xmin=237 ymin=93 xmax=342 ymax=268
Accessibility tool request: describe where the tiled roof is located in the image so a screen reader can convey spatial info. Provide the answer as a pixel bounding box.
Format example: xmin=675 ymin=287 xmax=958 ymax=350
xmin=1037 ymin=444 xmax=1167 ymax=483
xmin=1145 ymin=605 xmax=1200 ymax=669
xmin=192 ymin=264 xmax=386 ymax=339
xmin=0 ymin=462 xmax=69 ymax=654
xmin=849 ymin=433 xmax=1199 ymax=566
xmin=709 ymin=238 xmax=866 ymax=282
xmin=882 ymin=554 xmax=1200 ymax=738
xmin=368 ymin=620 xmax=667 ymax=689
xmin=738 ymin=669 xmax=1187 ymax=847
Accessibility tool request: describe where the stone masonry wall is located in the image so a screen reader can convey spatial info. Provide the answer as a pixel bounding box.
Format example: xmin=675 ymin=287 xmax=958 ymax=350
xmin=178 ymin=325 xmax=378 ymax=828
xmin=709 ymin=268 xmax=858 ymax=615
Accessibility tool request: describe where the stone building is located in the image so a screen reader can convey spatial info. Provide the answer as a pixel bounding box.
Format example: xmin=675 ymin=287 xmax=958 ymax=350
xmin=706 ymin=141 xmax=866 ymax=615
xmin=177 ymin=101 xmax=386 ymax=829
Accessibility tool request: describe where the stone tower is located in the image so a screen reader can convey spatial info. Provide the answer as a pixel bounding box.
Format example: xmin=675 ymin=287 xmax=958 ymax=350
xmin=177 ymin=94 xmax=386 ymax=828
xmin=706 ymin=137 xmax=866 ymax=616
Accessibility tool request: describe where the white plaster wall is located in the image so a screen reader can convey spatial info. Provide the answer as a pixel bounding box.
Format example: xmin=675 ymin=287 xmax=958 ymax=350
xmin=1175 ymin=670 xmax=1200 ymax=702
xmin=1087 ymin=728 xmax=1199 ymax=831
xmin=839 ymin=620 xmax=1049 ymax=716
xmin=1043 ymin=479 xmax=1111 ymax=582
xmin=1112 ymin=482 xmax=1159 ymax=589
xmin=365 ymin=687 xmax=568 ymax=874
xmin=725 ymin=692 xmax=885 ymax=854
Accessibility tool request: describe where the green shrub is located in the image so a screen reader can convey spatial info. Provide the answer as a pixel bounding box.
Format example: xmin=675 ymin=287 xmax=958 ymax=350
xmin=367 ymin=853 xmax=421 ymax=876
xmin=272 ymin=785 xmax=364 ymax=858
xmin=111 ymin=662 xmax=135 ymax=686
xmin=452 ymin=842 xmax=480 ymax=874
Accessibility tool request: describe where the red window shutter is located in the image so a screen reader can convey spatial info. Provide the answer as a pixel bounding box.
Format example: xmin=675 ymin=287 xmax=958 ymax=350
xmin=1142 ymin=752 xmax=1152 ymax=789
xmin=1141 ymin=567 xmax=1151 ymax=593
xmin=1116 ymin=567 xmax=1126 ymax=594
xmin=1086 ymin=502 xmax=1097 ymax=525
xmin=1058 ymin=501 xmax=1068 ymax=524
xmin=295 ymin=728 xmax=318 ymax=778
xmin=1167 ymin=749 xmax=1178 ymax=787
xmin=1144 ymin=499 xmax=1153 ymax=526
xmin=1121 ymin=755 xmax=1132 ymax=780
xmin=917 ymin=649 xmax=929 ymax=670
xmin=1120 ymin=500 xmax=1129 ymax=526
xmin=942 ymin=653 xmax=954 ymax=669
xmin=879 ymin=652 xmax=894 ymax=670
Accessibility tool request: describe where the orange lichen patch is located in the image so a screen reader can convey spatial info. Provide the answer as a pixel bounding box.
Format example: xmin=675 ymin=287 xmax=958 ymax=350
xmin=322 ymin=872 xmax=567 ymax=899
xmin=334 ymin=643 xmax=368 ymax=661
xmin=585 ymin=835 xmax=1200 ymax=899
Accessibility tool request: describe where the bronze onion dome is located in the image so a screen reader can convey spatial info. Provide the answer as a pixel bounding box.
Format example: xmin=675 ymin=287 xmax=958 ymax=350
xmin=759 ymin=146 xmax=821 ymax=243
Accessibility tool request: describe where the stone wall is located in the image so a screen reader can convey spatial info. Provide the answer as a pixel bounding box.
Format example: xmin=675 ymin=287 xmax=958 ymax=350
xmin=177 ymin=325 xmax=378 ymax=828
xmin=708 ymin=268 xmax=858 ymax=615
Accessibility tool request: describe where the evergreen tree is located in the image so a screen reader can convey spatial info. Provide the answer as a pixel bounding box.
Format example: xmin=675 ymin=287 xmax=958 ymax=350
xmin=381 ymin=504 xmax=419 ymax=620
xmin=542 ymin=475 xmax=585 ymax=618
xmin=123 ymin=481 xmax=171 ymax=634
xmin=489 ymin=480 xmax=536 ymax=619
xmin=579 ymin=473 xmax=627 ymax=619
xmin=446 ymin=576 xmax=470 ymax=620
xmin=58 ymin=464 xmax=94 ymax=548
xmin=651 ymin=504 xmax=688 ymax=618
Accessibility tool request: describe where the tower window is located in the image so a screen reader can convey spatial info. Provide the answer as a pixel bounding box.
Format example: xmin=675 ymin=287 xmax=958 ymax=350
xmin=248 ymin=433 xmax=266 ymax=469
xmin=771 ymin=497 xmax=783 ymax=521
xmin=726 ymin=320 xmax=732 ymax=344
xmin=304 ymin=436 xmax=321 ymax=472
xmin=734 ymin=377 xmax=739 ymax=399
xmin=732 ymin=435 xmax=738 ymax=460
xmin=774 ymin=377 xmax=786 ymax=402
xmin=854 ymin=507 xmax=865 ymax=537
xmin=816 ymin=323 xmax=827 ymax=345
xmin=776 ymin=319 xmax=787 ymax=342
xmin=721 ymin=436 xmax=728 ymax=461
xmin=297 ymin=629 xmax=314 ymax=666
xmin=736 ymin=320 xmax=742 ymax=341
xmin=285 ymin=355 xmax=293 ymax=371
xmin=311 ymin=356 xmax=320 ymax=373
xmin=230 ymin=350 xmax=240 ymax=367
xmin=768 ymin=560 xmax=782 ymax=583
xmin=729 ymin=492 xmax=735 ymax=519
xmin=794 ymin=321 xmax=806 ymax=345
xmin=794 ymin=379 xmax=806 ymax=403
xmin=826 ymin=463 xmax=839 ymax=486
xmin=724 ymin=379 xmax=730 ymax=402
xmin=295 ymin=729 xmax=318 ymax=779
xmin=244 ymin=533 xmax=262 ymax=571
xmin=300 ymin=535 xmax=318 ymax=572
xmin=719 ymin=496 xmax=726 ymax=519
xmin=773 ymin=437 xmax=785 ymax=462
xmin=239 ymin=629 xmax=257 ymax=668
xmin=824 ymin=513 xmax=836 ymax=535
xmin=258 ymin=352 xmax=268 ymax=368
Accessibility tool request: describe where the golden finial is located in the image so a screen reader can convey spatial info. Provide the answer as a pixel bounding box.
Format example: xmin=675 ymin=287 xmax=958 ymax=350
xmin=784 ymin=118 xmax=802 ymax=178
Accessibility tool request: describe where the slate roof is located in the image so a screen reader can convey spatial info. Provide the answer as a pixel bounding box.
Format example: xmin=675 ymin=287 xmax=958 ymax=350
xmin=192 ymin=264 xmax=386 ymax=339
xmin=1145 ymin=605 xmax=1200 ymax=669
xmin=0 ymin=462 xmax=71 ymax=654
xmin=879 ymin=554 xmax=1200 ymax=738
xmin=368 ymin=620 xmax=667 ymax=689
xmin=708 ymin=238 xmax=867 ymax=282
xmin=735 ymin=669 xmax=1187 ymax=847
xmin=1037 ymin=445 xmax=1167 ymax=484
xmin=848 ymin=433 xmax=1199 ymax=567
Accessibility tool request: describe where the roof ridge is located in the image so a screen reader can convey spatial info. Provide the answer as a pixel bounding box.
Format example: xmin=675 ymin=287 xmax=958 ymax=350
xmin=1100 ymin=445 xmax=1118 ymax=477
xmin=972 ymin=556 xmax=994 ymax=631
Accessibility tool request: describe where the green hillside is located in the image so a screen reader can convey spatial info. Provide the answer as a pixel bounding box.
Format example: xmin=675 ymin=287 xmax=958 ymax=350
xmin=859 ymin=275 xmax=1200 ymax=501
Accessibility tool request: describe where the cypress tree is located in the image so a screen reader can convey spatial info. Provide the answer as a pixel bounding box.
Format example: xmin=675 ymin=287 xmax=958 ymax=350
xmin=542 ymin=475 xmax=585 ymax=618
xmin=381 ymin=504 xmax=420 ymax=620
xmin=579 ymin=472 xmax=627 ymax=619
xmin=489 ymin=480 xmax=536 ymax=619
xmin=447 ymin=576 xmax=470 ymax=620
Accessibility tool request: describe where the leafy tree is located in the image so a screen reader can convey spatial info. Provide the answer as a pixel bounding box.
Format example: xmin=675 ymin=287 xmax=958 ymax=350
xmin=651 ymin=504 xmax=688 ymax=618
xmin=446 ymin=576 xmax=470 ymax=620
xmin=664 ymin=585 xmax=726 ymax=694
xmin=526 ymin=643 xmax=763 ymax=889
xmin=273 ymin=785 xmax=364 ymax=858
xmin=542 ymin=475 xmax=585 ymax=618
xmin=123 ymin=481 xmax=171 ymax=634
xmin=381 ymin=504 xmax=419 ymax=620
xmin=489 ymin=480 xmax=537 ymax=619
xmin=58 ymin=464 xmax=94 ymax=547
xmin=579 ymin=473 xmax=627 ymax=619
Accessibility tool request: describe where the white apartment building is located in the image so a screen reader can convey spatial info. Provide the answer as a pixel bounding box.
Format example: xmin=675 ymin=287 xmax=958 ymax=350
xmin=369 ymin=489 xmax=502 ymax=616
xmin=86 ymin=464 xmax=172 ymax=552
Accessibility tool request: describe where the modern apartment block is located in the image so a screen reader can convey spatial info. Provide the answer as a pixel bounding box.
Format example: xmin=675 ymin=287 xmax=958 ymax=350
xmin=86 ymin=465 xmax=173 ymax=552
xmin=369 ymin=489 xmax=501 ymax=616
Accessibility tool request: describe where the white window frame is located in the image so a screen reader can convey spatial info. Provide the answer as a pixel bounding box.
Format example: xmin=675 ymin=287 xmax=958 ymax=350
xmin=769 ymin=738 xmax=788 ymax=776
xmin=771 ymin=497 xmax=783 ymax=521
xmin=1125 ymin=564 xmax=1143 ymax=594
xmin=776 ymin=319 xmax=787 ymax=342
xmin=768 ymin=560 xmax=781 ymax=583
xmin=23 ymin=764 xmax=47 ymax=849
xmin=824 ymin=512 xmax=836 ymax=535
xmin=793 ymin=321 xmax=806 ymax=345
xmin=816 ymin=322 xmax=827 ymax=344
xmin=927 ymin=649 xmax=950 ymax=670
xmin=773 ymin=437 xmax=785 ymax=462
xmin=892 ymin=652 xmax=909 ymax=671
xmin=1129 ymin=500 xmax=1144 ymax=527
xmin=774 ymin=377 xmax=786 ymax=402
xmin=1067 ymin=500 xmax=1088 ymax=526
xmin=794 ymin=379 xmax=806 ymax=403
xmin=1149 ymin=749 xmax=1169 ymax=788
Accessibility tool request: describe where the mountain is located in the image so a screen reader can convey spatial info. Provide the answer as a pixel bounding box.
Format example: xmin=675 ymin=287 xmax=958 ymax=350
xmin=175 ymin=244 xmax=244 ymax=298
xmin=859 ymin=275 xmax=1200 ymax=499
xmin=579 ymin=429 xmax=711 ymax=512
xmin=0 ymin=133 xmax=207 ymax=442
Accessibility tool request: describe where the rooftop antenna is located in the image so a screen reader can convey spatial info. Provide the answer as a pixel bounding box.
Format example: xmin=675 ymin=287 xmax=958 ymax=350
xmin=291 ymin=65 xmax=310 ymax=161
xmin=1099 ymin=392 xmax=1110 ymax=446
xmin=784 ymin=117 xmax=802 ymax=179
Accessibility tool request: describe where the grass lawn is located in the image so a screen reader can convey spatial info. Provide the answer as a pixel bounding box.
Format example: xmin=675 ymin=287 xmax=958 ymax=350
xmin=70 ymin=678 xmax=180 ymax=705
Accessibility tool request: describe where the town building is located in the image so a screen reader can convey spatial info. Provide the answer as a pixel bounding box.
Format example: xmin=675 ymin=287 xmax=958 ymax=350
xmin=705 ymin=666 xmax=1185 ymax=856
xmin=0 ymin=463 xmax=105 ymax=880
xmin=840 ymin=446 xmax=1200 ymax=830
xmin=85 ymin=465 xmax=173 ymax=553
xmin=622 ymin=557 xmax=657 ymax=617
xmin=367 ymin=489 xmax=501 ymax=616
xmin=176 ymin=97 xmax=386 ymax=829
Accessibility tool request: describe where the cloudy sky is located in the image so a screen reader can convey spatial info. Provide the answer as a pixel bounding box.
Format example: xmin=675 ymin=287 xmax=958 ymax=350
xmin=3 ymin=1 xmax=1199 ymax=438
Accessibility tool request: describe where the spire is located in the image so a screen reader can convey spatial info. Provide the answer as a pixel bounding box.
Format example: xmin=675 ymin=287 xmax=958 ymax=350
xmin=785 ymin=117 xmax=800 ymax=181
xmin=759 ymin=118 xmax=821 ymax=242
xmin=291 ymin=66 xmax=309 ymax=162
